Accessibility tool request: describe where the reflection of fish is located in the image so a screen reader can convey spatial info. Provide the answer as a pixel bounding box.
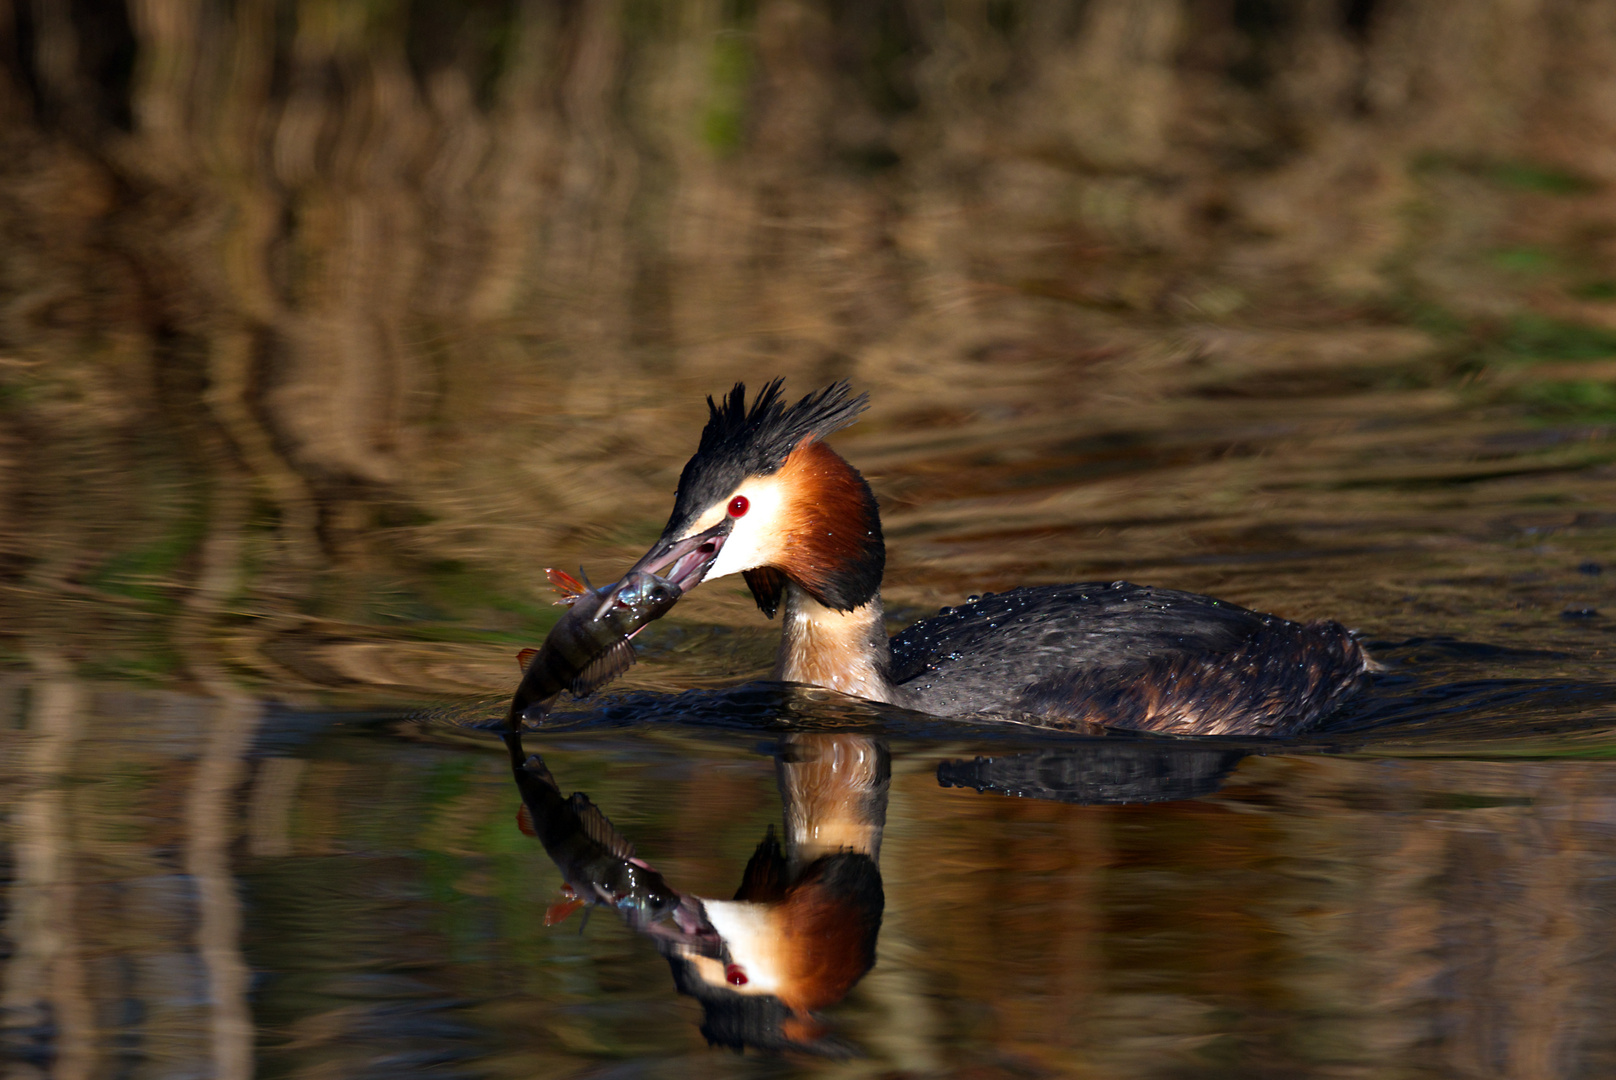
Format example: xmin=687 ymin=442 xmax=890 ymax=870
xmin=502 ymin=731 xmax=718 ymax=949
xmin=507 ymin=568 xmax=681 ymax=724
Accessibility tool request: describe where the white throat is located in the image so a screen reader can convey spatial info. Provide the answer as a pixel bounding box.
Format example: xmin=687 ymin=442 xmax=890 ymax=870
xmin=773 ymin=583 xmax=895 ymax=704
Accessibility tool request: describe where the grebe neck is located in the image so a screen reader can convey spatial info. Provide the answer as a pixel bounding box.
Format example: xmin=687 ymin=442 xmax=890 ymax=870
xmin=773 ymin=582 xmax=896 ymax=704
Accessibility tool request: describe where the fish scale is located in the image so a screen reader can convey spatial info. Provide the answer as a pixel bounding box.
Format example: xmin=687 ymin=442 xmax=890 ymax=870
xmin=507 ymin=570 xmax=682 ymax=724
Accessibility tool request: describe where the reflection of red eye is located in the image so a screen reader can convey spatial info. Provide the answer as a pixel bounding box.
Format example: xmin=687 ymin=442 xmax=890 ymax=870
xmin=728 ymin=495 xmax=749 ymax=518
xmin=725 ymin=964 xmax=748 ymax=986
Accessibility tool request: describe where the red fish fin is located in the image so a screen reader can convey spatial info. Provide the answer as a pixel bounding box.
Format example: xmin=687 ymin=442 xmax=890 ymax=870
xmin=546 ymin=568 xmax=586 ymax=605
xmin=515 ymin=804 xmax=536 ymax=837
xmin=569 ymin=639 xmax=636 ymax=697
xmin=544 ymin=897 xmax=585 ymax=926
xmin=567 ymin=792 xmax=636 ymax=860
xmin=516 ymin=647 xmax=539 ymax=672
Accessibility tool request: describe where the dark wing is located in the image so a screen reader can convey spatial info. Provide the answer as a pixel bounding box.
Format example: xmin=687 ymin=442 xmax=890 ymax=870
xmin=889 ymin=582 xmax=1262 ymax=690
xmin=889 ymin=582 xmax=1369 ymax=735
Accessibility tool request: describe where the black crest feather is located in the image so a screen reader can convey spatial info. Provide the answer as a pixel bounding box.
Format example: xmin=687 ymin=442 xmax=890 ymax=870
xmin=662 ymin=380 xmax=869 ymax=539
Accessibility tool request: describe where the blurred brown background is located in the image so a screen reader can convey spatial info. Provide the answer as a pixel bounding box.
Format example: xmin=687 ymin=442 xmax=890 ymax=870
xmin=3 ymin=0 xmax=1615 ymax=692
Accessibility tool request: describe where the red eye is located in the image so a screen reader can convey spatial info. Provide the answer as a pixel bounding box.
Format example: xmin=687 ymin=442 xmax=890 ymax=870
xmin=728 ymin=495 xmax=749 ymax=518
xmin=725 ymin=964 xmax=748 ymax=986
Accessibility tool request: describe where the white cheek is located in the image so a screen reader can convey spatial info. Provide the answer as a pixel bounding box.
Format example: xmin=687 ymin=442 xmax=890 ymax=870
xmin=699 ymin=900 xmax=784 ymax=995
xmin=702 ymin=480 xmax=787 ymax=581
xmin=678 ymin=503 xmax=728 ymax=540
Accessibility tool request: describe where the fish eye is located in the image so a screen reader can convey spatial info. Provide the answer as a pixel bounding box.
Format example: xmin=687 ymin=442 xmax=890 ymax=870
xmin=728 ymin=495 xmax=749 ymax=518
xmin=725 ymin=963 xmax=748 ymax=986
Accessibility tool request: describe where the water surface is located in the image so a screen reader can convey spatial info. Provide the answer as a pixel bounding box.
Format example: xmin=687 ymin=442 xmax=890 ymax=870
xmin=5 ymin=344 xmax=1616 ymax=1076
xmin=4 ymin=9 xmax=1616 ymax=1072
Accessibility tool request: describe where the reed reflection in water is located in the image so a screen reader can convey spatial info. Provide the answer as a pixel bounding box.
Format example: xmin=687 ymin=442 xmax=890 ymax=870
xmin=1 ymin=682 xmax=1615 ymax=1075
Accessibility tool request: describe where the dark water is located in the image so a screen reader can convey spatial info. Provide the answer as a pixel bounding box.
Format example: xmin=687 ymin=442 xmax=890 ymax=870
xmin=7 ymin=675 xmax=1616 ymax=1079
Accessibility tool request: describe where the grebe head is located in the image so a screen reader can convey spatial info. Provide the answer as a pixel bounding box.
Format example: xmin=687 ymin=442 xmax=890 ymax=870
xmin=627 ymin=380 xmax=885 ymax=616
xmin=664 ymin=834 xmax=884 ymax=1054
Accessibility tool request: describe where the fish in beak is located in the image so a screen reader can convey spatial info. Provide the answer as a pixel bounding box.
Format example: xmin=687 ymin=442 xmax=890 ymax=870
xmin=625 ymin=518 xmax=733 ymax=595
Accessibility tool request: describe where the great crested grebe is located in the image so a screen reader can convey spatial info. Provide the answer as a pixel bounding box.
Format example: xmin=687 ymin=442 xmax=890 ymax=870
xmin=626 ymin=380 xmax=1372 ymax=736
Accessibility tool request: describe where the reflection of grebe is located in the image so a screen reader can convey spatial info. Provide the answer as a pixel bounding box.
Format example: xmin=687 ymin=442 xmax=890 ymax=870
xmin=506 ymin=729 xmax=886 ymax=1054
xmin=666 ymin=734 xmax=888 ymax=1054
xmin=628 ymin=381 xmax=1371 ymax=735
